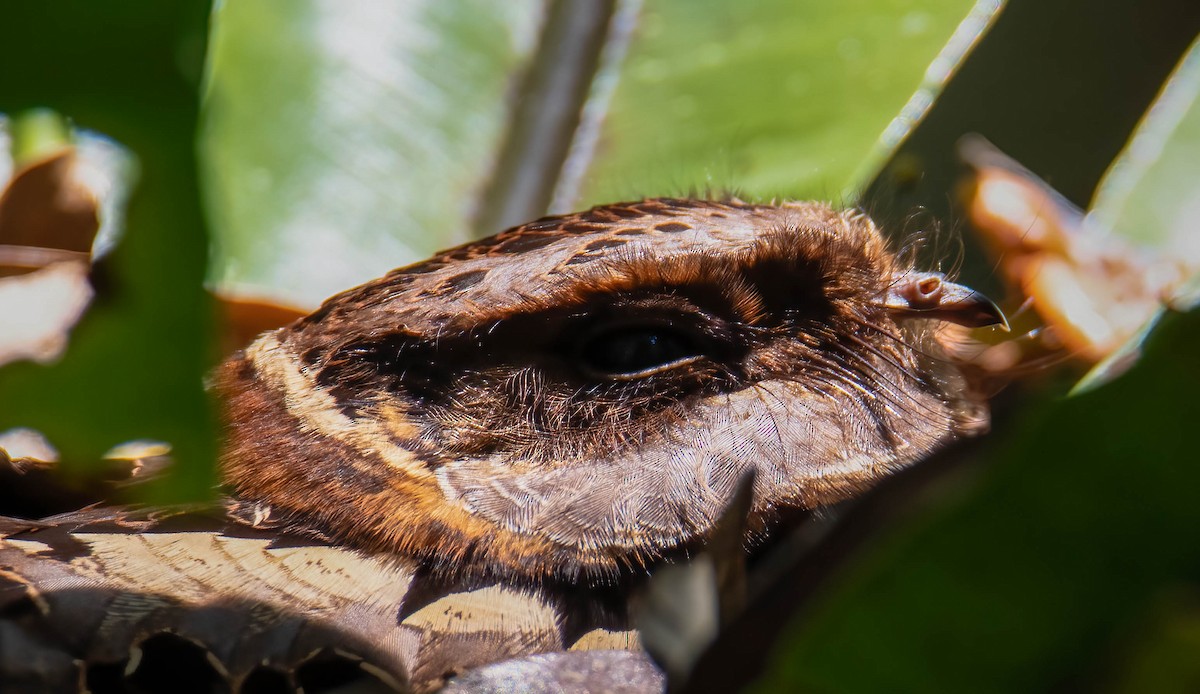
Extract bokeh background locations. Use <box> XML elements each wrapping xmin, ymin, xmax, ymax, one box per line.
<box><xmin>1</xmin><ymin>1</ymin><xmax>1198</xmax><ymax>691</ymax></box>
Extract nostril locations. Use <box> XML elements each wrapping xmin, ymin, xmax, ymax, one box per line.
<box><xmin>916</xmin><ymin>276</ymin><xmax>942</xmax><ymax>299</ymax></box>
<box><xmin>900</xmin><ymin>274</ymin><xmax>944</xmax><ymax>308</ymax></box>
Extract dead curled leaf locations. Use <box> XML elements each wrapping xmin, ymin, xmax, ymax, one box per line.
<box><xmin>0</xmin><ymin>431</ymin><xmax>175</xmax><ymax>519</ymax></box>
<box><xmin>0</xmin><ymin>148</ymin><xmax>98</xmax><ymax>258</ymax></box>
<box><xmin>0</xmin><ymin>147</ymin><xmax>100</xmax><ymax>366</ymax></box>
<box><xmin>957</xmin><ymin>136</ymin><xmax>1191</xmax><ymax>367</ymax></box>
<box><xmin>0</xmin><ymin>260</ymin><xmax>94</xmax><ymax>367</ymax></box>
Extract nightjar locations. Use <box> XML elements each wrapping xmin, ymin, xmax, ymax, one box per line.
<box><xmin>0</xmin><ymin>198</ymin><xmax>1004</xmax><ymax>693</ymax></box>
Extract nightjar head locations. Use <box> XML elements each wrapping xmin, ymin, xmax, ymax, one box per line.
<box><xmin>216</xmin><ymin>198</ymin><xmax>1004</xmax><ymax>582</ymax></box>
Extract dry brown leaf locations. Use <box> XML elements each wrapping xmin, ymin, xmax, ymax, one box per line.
<box><xmin>959</xmin><ymin>137</ymin><xmax>1188</xmax><ymax>364</ymax></box>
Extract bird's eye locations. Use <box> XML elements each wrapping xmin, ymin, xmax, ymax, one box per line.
<box><xmin>578</xmin><ymin>325</ymin><xmax>704</xmax><ymax>379</ymax></box>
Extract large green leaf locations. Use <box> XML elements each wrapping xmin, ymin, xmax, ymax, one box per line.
<box><xmin>202</xmin><ymin>0</ymin><xmax>544</xmax><ymax>307</ymax></box>
<box><xmin>580</xmin><ymin>0</ymin><xmax>979</xmax><ymax>206</ymax></box>
<box><xmin>202</xmin><ymin>0</ymin><xmax>979</xmax><ymax>306</ymax></box>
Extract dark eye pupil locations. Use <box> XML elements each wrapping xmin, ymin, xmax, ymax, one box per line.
<box><xmin>581</xmin><ymin>327</ymin><xmax>699</xmax><ymax>377</ymax></box>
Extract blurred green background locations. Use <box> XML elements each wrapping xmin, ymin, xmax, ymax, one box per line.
<box><xmin>1</xmin><ymin>1</ymin><xmax>1198</xmax><ymax>691</ymax></box>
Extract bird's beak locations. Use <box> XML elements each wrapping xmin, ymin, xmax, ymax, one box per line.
<box><xmin>884</xmin><ymin>271</ymin><xmax>1009</xmax><ymax>330</ymax></box>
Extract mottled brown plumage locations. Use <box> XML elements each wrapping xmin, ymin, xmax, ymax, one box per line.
<box><xmin>1</xmin><ymin>198</ymin><xmax>1003</xmax><ymax>692</ymax></box>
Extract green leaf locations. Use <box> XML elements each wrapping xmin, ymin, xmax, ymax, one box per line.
<box><xmin>1073</xmin><ymin>40</ymin><xmax>1200</xmax><ymax>393</ymax></box>
<box><xmin>579</xmin><ymin>0</ymin><xmax>979</xmax><ymax>206</ymax></box>
<box><xmin>202</xmin><ymin>0</ymin><xmax>545</xmax><ymax>307</ymax></box>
